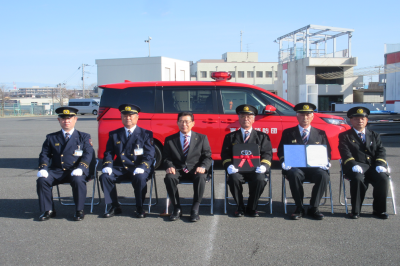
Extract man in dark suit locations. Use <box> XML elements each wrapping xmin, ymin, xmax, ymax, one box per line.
<box><xmin>36</xmin><ymin>107</ymin><xmax>94</xmax><ymax>221</ymax></box>
<box><xmin>339</xmin><ymin>107</ymin><xmax>390</xmax><ymax>219</ymax></box>
<box><xmin>100</xmin><ymin>104</ymin><xmax>155</xmax><ymax>218</ymax></box>
<box><xmin>278</xmin><ymin>103</ymin><xmax>331</xmax><ymax>220</ymax></box>
<box><xmin>221</xmin><ymin>104</ymin><xmax>272</xmax><ymax>217</ymax></box>
<box><xmin>163</xmin><ymin>112</ymin><xmax>212</xmax><ymax>222</ymax></box>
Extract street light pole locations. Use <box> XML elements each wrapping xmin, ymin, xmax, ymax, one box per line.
<box><xmin>144</xmin><ymin>37</ymin><xmax>152</xmax><ymax>57</ymax></box>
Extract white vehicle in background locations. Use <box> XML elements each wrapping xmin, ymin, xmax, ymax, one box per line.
<box><xmin>68</xmin><ymin>98</ymin><xmax>100</xmax><ymax>115</ymax></box>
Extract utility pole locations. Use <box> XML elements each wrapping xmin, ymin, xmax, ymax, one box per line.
<box><xmin>144</xmin><ymin>37</ymin><xmax>152</xmax><ymax>57</ymax></box>
<box><xmin>81</xmin><ymin>64</ymin><xmax>89</xmax><ymax>98</ymax></box>
<box><xmin>240</xmin><ymin>31</ymin><xmax>243</xmax><ymax>52</ymax></box>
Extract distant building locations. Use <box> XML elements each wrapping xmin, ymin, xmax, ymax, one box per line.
<box><xmin>384</xmin><ymin>44</ymin><xmax>400</xmax><ymax>110</ymax></box>
<box><xmin>190</xmin><ymin>52</ymin><xmax>278</xmax><ymax>93</ymax></box>
<box><xmin>11</xmin><ymin>87</ymin><xmax>61</xmax><ymax>98</ymax></box>
<box><xmin>353</xmin><ymin>83</ymin><xmax>384</xmax><ymax>103</ymax></box>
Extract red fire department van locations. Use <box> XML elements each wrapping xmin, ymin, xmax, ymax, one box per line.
<box><xmin>97</xmin><ymin>72</ymin><xmax>350</xmax><ymax>168</ymax></box>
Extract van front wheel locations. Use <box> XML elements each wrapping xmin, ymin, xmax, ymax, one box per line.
<box><xmin>92</xmin><ymin>110</ymin><xmax>98</xmax><ymax>115</ymax></box>
<box><xmin>154</xmin><ymin>143</ymin><xmax>162</xmax><ymax>169</ymax></box>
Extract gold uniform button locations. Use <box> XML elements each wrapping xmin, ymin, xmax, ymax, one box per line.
<box><xmin>61</xmin><ymin>154</ymin><xmax>63</xmax><ymax>157</ymax></box>
<box><xmin>61</xmin><ymin>162</ymin><xmax>64</xmax><ymax>164</ymax></box>
<box><xmin>132</xmin><ymin>161</ymin><xmax>134</xmax><ymax>163</ymax></box>
<box><xmin>125</xmin><ymin>166</ymin><xmax>128</xmax><ymax>169</ymax></box>
<box><xmin>131</xmin><ymin>154</ymin><xmax>133</xmax><ymax>156</ymax></box>
<box><xmin>63</xmin><ymin>168</ymin><xmax>66</xmax><ymax>171</ymax></box>
<box><xmin>367</xmin><ymin>157</ymin><xmax>370</xmax><ymax>159</ymax></box>
<box><xmin>73</xmin><ymin>161</ymin><xmax>75</xmax><ymax>163</ymax></box>
<box><xmin>365</xmin><ymin>150</ymin><xmax>367</xmax><ymax>152</ymax></box>
<box><xmin>122</xmin><ymin>153</ymin><xmax>125</xmax><ymax>156</ymax></box>
<box><xmin>122</xmin><ymin>160</ymin><xmax>125</xmax><ymax>162</ymax></box>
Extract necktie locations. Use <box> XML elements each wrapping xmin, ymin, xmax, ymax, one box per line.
<box><xmin>183</xmin><ymin>135</ymin><xmax>189</xmax><ymax>157</ymax></box>
<box><xmin>358</xmin><ymin>133</ymin><xmax>365</xmax><ymax>144</ymax></box>
<box><xmin>127</xmin><ymin>130</ymin><xmax>132</xmax><ymax>138</ymax></box>
<box><xmin>65</xmin><ymin>133</ymin><xmax>70</xmax><ymax>141</ymax></box>
<box><xmin>302</xmin><ymin>129</ymin><xmax>308</xmax><ymax>144</ymax></box>
<box><xmin>244</xmin><ymin>131</ymin><xmax>250</xmax><ymax>143</ymax></box>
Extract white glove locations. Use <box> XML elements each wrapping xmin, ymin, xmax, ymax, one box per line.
<box><xmin>71</xmin><ymin>168</ymin><xmax>83</xmax><ymax>176</ymax></box>
<box><xmin>282</xmin><ymin>162</ymin><xmax>291</xmax><ymax>170</ymax></box>
<box><xmin>376</xmin><ymin>166</ymin><xmax>387</xmax><ymax>173</ymax></box>
<box><xmin>102</xmin><ymin>167</ymin><xmax>112</xmax><ymax>175</ymax></box>
<box><xmin>255</xmin><ymin>165</ymin><xmax>267</xmax><ymax>173</ymax></box>
<box><xmin>352</xmin><ymin>165</ymin><xmax>363</xmax><ymax>174</ymax></box>
<box><xmin>37</xmin><ymin>170</ymin><xmax>48</xmax><ymax>178</ymax></box>
<box><xmin>320</xmin><ymin>163</ymin><xmax>331</xmax><ymax>171</ymax></box>
<box><xmin>133</xmin><ymin>168</ymin><xmax>145</xmax><ymax>175</ymax></box>
<box><xmin>227</xmin><ymin>164</ymin><xmax>239</xmax><ymax>175</ymax></box>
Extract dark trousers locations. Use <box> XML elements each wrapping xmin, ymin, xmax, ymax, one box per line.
<box><xmin>36</xmin><ymin>169</ymin><xmax>87</xmax><ymax>212</ymax></box>
<box><xmin>164</xmin><ymin>169</ymin><xmax>207</xmax><ymax>209</ymax></box>
<box><xmin>285</xmin><ymin>167</ymin><xmax>329</xmax><ymax>209</ymax></box>
<box><xmin>345</xmin><ymin>167</ymin><xmax>389</xmax><ymax>213</ymax></box>
<box><xmin>227</xmin><ymin>172</ymin><xmax>267</xmax><ymax>211</ymax></box>
<box><xmin>100</xmin><ymin>168</ymin><xmax>149</xmax><ymax>209</ymax></box>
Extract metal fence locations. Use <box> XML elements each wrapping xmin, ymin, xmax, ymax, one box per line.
<box><xmin>0</xmin><ymin>103</ymin><xmax>59</xmax><ymax>117</ymax></box>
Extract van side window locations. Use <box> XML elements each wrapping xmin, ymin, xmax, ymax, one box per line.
<box><xmin>163</xmin><ymin>89</ymin><xmax>214</xmax><ymax>113</ymax></box>
<box><xmin>259</xmin><ymin>92</ymin><xmax>296</xmax><ymax>115</ymax></box>
<box><xmin>220</xmin><ymin>89</ymin><xmax>265</xmax><ymax>114</ymax></box>
<box><xmin>100</xmin><ymin>87</ymin><xmax>155</xmax><ymax>113</ymax></box>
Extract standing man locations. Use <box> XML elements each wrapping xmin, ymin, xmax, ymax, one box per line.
<box><xmin>163</xmin><ymin>112</ymin><xmax>212</xmax><ymax>222</ymax></box>
<box><xmin>100</xmin><ymin>104</ymin><xmax>155</xmax><ymax>218</ymax></box>
<box><xmin>339</xmin><ymin>107</ymin><xmax>389</xmax><ymax>219</ymax></box>
<box><xmin>36</xmin><ymin>107</ymin><xmax>94</xmax><ymax>221</ymax></box>
<box><xmin>278</xmin><ymin>103</ymin><xmax>331</xmax><ymax>220</ymax></box>
<box><xmin>221</xmin><ymin>105</ymin><xmax>272</xmax><ymax>217</ymax></box>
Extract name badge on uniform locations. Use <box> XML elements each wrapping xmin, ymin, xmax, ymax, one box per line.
<box><xmin>134</xmin><ymin>144</ymin><xmax>143</xmax><ymax>156</ymax></box>
<box><xmin>73</xmin><ymin>145</ymin><xmax>83</xmax><ymax>157</ymax></box>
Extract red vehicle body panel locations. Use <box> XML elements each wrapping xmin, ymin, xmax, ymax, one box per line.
<box><xmin>98</xmin><ymin>79</ymin><xmax>350</xmax><ymax>163</ymax></box>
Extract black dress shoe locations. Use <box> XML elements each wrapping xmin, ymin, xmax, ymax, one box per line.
<box><xmin>103</xmin><ymin>206</ymin><xmax>122</xmax><ymax>218</ymax></box>
<box><xmin>291</xmin><ymin>207</ymin><xmax>305</xmax><ymax>220</ymax></box>
<box><xmin>349</xmin><ymin>212</ymin><xmax>360</xmax><ymax>219</ymax></box>
<box><xmin>373</xmin><ymin>211</ymin><xmax>389</xmax><ymax>219</ymax></box>
<box><xmin>246</xmin><ymin>209</ymin><xmax>259</xmax><ymax>217</ymax></box>
<box><xmin>39</xmin><ymin>210</ymin><xmax>56</xmax><ymax>221</ymax></box>
<box><xmin>234</xmin><ymin>207</ymin><xmax>245</xmax><ymax>217</ymax></box>
<box><xmin>170</xmin><ymin>208</ymin><xmax>182</xmax><ymax>221</ymax></box>
<box><xmin>190</xmin><ymin>210</ymin><xmax>200</xmax><ymax>222</ymax></box>
<box><xmin>136</xmin><ymin>207</ymin><xmax>146</xmax><ymax>218</ymax></box>
<box><xmin>74</xmin><ymin>210</ymin><xmax>85</xmax><ymax>221</ymax></box>
<box><xmin>307</xmin><ymin>208</ymin><xmax>324</xmax><ymax>220</ymax></box>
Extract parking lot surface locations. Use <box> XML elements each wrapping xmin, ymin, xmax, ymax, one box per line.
<box><xmin>0</xmin><ymin>116</ymin><xmax>399</xmax><ymax>265</ymax></box>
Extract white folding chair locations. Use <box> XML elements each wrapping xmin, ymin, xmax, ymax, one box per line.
<box><xmin>224</xmin><ymin>168</ymin><xmax>272</xmax><ymax>214</ymax></box>
<box><xmin>339</xmin><ymin>159</ymin><xmax>396</xmax><ymax>214</ymax></box>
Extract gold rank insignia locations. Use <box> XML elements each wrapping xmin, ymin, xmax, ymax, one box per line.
<box><xmin>63</xmin><ymin>110</ymin><xmax>70</xmax><ymax>114</ymax></box>
<box><xmin>315</xmin><ymin>142</ymin><xmax>320</xmax><ymax>144</ymax></box>
<box><xmin>303</xmin><ymin>105</ymin><xmax>309</xmax><ymax>110</ymax></box>
<box><xmin>116</xmin><ymin>141</ymin><xmax>121</xmax><ymax>144</ymax></box>
<box><xmin>125</xmin><ymin>106</ymin><xmax>131</xmax><ymax>111</ymax></box>
<box><xmin>55</xmin><ymin>143</ymin><xmax>60</xmax><ymax>146</ymax></box>
<box><xmin>244</xmin><ymin>106</ymin><xmax>249</xmax><ymax>111</ymax></box>
<box><xmin>292</xmin><ymin>140</ymin><xmax>297</xmax><ymax>143</ymax></box>
<box><xmin>357</xmin><ymin>109</ymin><xmax>363</xmax><ymax>114</ymax></box>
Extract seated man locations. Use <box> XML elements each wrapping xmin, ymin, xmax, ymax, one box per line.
<box><xmin>36</xmin><ymin>107</ymin><xmax>94</xmax><ymax>221</ymax></box>
<box><xmin>221</xmin><ymin>104</ymin><xmax>272</xmax><ymax>217</ymax></box>
<box><xmin>339</xmin><ymin>107</ymin><xmax>390</xmax><ymax>219</ymax></box>
<box><xmin>278</xmin><ymin>103</ymin><xmax>331</xmax><ymax>220</ymax></box>
<box><xmin>163</xmin><ymin>112</ymin><xmax>212</xmax><ymax>222</ymax></box>
<box><xmin>100</xmin><ymin>104</ymin><xmax>155</xmax><ymax>218</ymax></box>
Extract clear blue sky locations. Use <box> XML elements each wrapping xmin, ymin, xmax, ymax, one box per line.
<box><xmin>1</xmin><ymin>0</ymin><xmax>398</xmax><ymax>90</ymax></box>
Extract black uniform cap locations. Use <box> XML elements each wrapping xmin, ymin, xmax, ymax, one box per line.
<box><xmin>119</xmin><ymin>104</ymin><xmax>141</xmax><ymax>115</ymax></box>
<box><xmin>236</xmin><ymin>104</ymin><xmax>258</xmax><ymax>116</ymax></box>
<box><xmin>347</xmin><ymin>106</ymin><xmax>370</xmax><ymax>118</ymax></box>
<box><xmin>56</xmin><ymin>107</ymin><xmax>78</xmax><ymax>118</ymax></box>
<box><xmin>294</xmin><ymin>102</ymin><xmax>317</xmax><ymax>113</ymax></box>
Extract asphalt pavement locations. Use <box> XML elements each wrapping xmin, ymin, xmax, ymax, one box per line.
<box><xmin>0</xmin><ymin>115</ymin><xmax>399</xmax><ymax>266</ymax></box>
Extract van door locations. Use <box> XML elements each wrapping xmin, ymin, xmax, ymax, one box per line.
<box><xmin>217</xmin><ymin>87</ymin><xmax>284</xmax><ymax>160</ymax></box>
<box><xmin>151</xmin><ymin>86</ymin><xmax>221</xmax><ymax>160</ymax></box>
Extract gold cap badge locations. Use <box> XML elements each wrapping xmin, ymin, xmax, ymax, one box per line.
<box><xmin>244</xmin><ymin>106</ymin><xmax>249</xmax><ymax>111</ymax></box>
<box><xmin>125</xmin><ymin>106</ymin><xmax>131</xmax><ymax>111</ymax></box>
<box><xmin>63</xmin><ymin>110</ymin><xmax>70</xmax><ymax>114</ymax></box>
<box><xmin>303</xmin><ymin>105</ymin><xmax>309</xmax><ymax>110</ymax></box>
<box><xmin>357</xmin><ymin>108</ymin><xmax>363</xmax><ymax>114</ymax></box>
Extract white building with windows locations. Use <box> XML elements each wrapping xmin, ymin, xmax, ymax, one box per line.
<box><xmin>190</xmin><ymin>52</ymin><xmax>279</xmax><ymax>93</ymax></box>
<box><xmin>96</xmin><ymin>56</ymin><xmax>190</xmax><ymax>95</ymax></box>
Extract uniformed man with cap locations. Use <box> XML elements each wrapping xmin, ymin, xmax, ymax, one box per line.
<box><xmin>100</xmin><ymin>104</ymin><xmax>155</xmax><ymax>218</ymax></box>
<box><xmin>36</xmin><ymin>107</ymin><xmax>94</xmax><ymax>221</ymax></box>
<box><xmin>221</xmin><ymin>104</ymin><xmax>272</xmax><ymax>217</ymax></box>
<box><xmin>278</xmin><ymin>102</ymin><xmax>331</xmax><ymax>220</ymax></box>
<box><xmin>338</xmin><ymin>106</ymin><xmax>390</xmax><ymax>219</ymax></box>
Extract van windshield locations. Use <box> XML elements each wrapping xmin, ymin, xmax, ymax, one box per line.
<box><xmin>100</xmin><ymin>87</ymin><xmax>155</xmax><ymax>113</ymax></box>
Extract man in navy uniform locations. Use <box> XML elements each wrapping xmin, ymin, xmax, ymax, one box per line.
<box><xmin>163</xmin><ymin>112</ymin><xmax>212</xmax><ymax>222</ymax></box>
<box><xmin>221</xmin><ymin>104</ymin><xmax>272</xmax><ymax>217</ymax></box>
<box><xmin>36</xmin><ymin>107</ymin><xmax>94</xmax><ymax>221</ymax></box>
<box><xmin>339</xmin><ymin>107</ymin><xmax>390</xmax><ymax>219</ymax></box>
<box><xmin>278</xmin><ymin>103</ymin><xmax>331</xmax><ymax>220</ymax></box>
<box><xmin>100</xmin><ymin>104</ymin><xmax>155</xmax><ymax>218</ymax></box>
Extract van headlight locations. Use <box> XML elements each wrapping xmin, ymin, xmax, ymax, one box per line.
<box><xmin>321</xmin><ymin>117</ymin><xmax>347</xmax><ymax>125</ymax></box>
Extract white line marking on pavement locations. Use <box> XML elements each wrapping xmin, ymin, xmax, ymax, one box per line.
<box><xmin>205</xmin><ymin>183</ymin><xmax>224</xmax><ymax>265</ymax></box>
